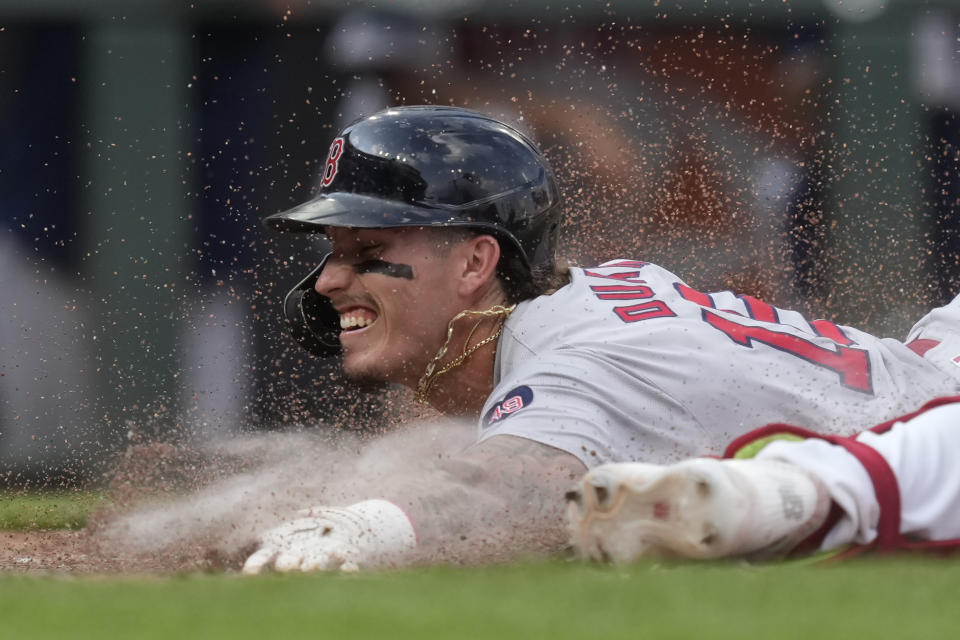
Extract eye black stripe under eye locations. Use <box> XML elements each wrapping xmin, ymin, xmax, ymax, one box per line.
<box><xmin>356</xmin><ymin>259</ymin><xmax>414</xmax><ymax>279</ymax></box>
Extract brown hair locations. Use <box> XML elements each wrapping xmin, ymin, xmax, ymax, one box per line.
<box><xmin>496</xmin><ymin>246</ymin><xmax>570</xmax><ymax>304</ymax></box>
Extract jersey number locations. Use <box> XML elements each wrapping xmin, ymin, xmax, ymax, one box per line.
<box><xmin>586</xmin><ymin>263</ymin><xmax>874</xmax><ymax>394</ymax></box>
<box><xmin>703</xmin><ymin>309</ymin><xmax>873</xmax><ymax>394</ymax></box>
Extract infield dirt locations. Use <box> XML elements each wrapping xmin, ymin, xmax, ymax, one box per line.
<box><xmin>2</xmin><ymin>418</ymin><xmax>495</xmax><ymax>575</ymax></box>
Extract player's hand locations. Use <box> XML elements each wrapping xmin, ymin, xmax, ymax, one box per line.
<box><xmin>242</xmin><ymin>499</ymin><xmax>416</xmax><ymax>574</ymax></box>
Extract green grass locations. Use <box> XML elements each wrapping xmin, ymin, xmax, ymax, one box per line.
<box><xmin>0</xmin><ymin>491</ymin><xmax>105</xmax><ymax>530</ymax></box>
<box><xmin>0</xmin><ymin>556</ymin><xmax>958</xmax><ymax>639</ymax></box>
<box><xmin>0</xmin><ymin>492</ymin><xmax>955</xmax><ymax>638</ymax></box>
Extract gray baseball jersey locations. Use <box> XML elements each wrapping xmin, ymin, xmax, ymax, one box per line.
<box><xmin>478</xmin><ymin>260</ymin><xmax>960</xmax><ymax>467</ymax></box>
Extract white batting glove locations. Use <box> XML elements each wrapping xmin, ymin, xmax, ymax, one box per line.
<box><xmin>242</xmin><ymin>499</ymin><xmax>417</xmax><ymax>574</ymax></box>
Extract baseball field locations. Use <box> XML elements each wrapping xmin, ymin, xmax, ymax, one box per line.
<box><xmin>0</xmin><ymin>492</ymin><xmax>956</xmax><ymax>639</ymax></box>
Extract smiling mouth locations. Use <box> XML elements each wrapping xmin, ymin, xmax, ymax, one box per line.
<box><xmin>339</xmin><ymin>307</ymin><xmax>379</xmax><ymax>332</ymax></box>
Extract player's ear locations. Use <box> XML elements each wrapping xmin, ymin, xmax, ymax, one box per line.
<box><xmin>457</xmin><ymin>234</ymin><xmax>501</xmax><ymax>297</ymax></box>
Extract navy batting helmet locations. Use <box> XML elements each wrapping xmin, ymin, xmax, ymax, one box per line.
<box><xmin>265</xmin><ymin>105</ymin><xmax>563</xmax><ymax>357</ymax></box>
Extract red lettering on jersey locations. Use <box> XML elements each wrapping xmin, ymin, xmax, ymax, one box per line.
<box><xmin>590</xmin><ymin>284</ymin><xmax>655</xmax><ymax>300</ymax></box>
<box><xmin>674</xmin><ymin>282</ymin><xmax>714</xmax><ymax>307</ymax></box>
<box><xmin>739</xmin><ymin>295</ymin><xmax>779</xmax><ymax>323</ymax></box>
<box><xmin>703</xmin><ymin>309</ymin><xmax>873</xmax><ymax>394</ymax></box>
<box><xmin>615</xmin><ymin>300</ymin><xmax>677</xmax><ymax>323</ymax></box>
<box><xmin>906</xmin><ymin>338</ymin><xmax>940</xmax><ymax>357</ymax></box>
<box><xmin>605</xmin><ymin>260</ymin><xmax>650</xmax><ymax>268</ymax></box>
<box><xmin>583</xmin><ymin>269</ymin><xmax>647</xmax><ymax>283</ymax></box>
<box><xmin>585</xmin><ymin>268</ymin><xmax>675</xmax><ymax>321</ymax></box>
<box><xmin>810</xmin><ymin>319</ymin><xmax>854</xmax><ymax>346</ymax></box>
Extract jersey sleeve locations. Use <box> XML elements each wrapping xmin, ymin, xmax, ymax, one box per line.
<box><xmin>477</xmin><ymin>349</ymin><xmax>716</xmax><ymax>468</ymax></box>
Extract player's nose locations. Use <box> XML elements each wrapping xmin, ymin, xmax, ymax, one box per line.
<box><xmin>315</xmin><ymin>259</ymin><xmax>353</xmax><ymax>297</ymax></box>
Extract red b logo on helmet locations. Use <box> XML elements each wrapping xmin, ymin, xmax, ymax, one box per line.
<box><xmin>321</xmin><ymin>137</ymin><xmax>344</xmax><ymax>187</ymax></box>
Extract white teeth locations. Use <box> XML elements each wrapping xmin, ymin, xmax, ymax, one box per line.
<box><xmin>340</xmin><ymin>314</ymin><xmax>374</xmax><ymax>330</ymax></box>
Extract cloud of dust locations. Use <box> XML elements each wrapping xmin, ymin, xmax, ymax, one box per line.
<box><xmin>93</xmin><ymin>419</ymin><xmax>476</xmax><ymax>570</ymax></box>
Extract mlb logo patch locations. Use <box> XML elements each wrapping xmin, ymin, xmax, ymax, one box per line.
<box><xmin>484</xmin><ymin>385</ymin><xmax>534</xmax><ymax>427</ymax></box>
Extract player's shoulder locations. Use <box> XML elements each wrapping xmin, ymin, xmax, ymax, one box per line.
<box><xmin>575</xmin><ymin>258</ymin><xmax>675</xmax><ymax>274</ymax></box>
<box><xmin>503</xmin><ymin>259</ymin><xmax>682</xmax><ymax>345</ymax></box>
<box><xmin>570</xmin><ymin>259</ymin><xmax>684</xmax><ymax>285</ymax></box>
<box><xmin>520</xmin><ymin>259</ymin><xmax>677</xmax><ymax>309</ymax></box>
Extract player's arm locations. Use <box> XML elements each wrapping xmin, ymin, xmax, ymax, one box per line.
<box><xmin>396</xmin><ymin>435</ymin><xmax>588</xmax><ymax>562</ymax></box>
<box><xmin>242</xmin><ymin>435</ymin><xmax>587</xmax><ymax>573</ymax></box>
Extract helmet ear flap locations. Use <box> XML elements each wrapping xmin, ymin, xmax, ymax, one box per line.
<box><xmin>282</xmin><ymin>253</ymin><xmax>342</xmax><ymax>357</ymax></box>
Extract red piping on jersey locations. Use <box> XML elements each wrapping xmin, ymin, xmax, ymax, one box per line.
<box><xmin>831</xmin><ymin>437</ymin><xmax>901</xmax><ymax>550</ymax></box>
<box><xmin>789</xmin><ymin>502</ymin><xmax>844</xmax><ymax>556</ymax></box>
<box><xmin>724</xmin><ymin>395</ymin><xmax>960</xmax><ymax>556</ymax></box>
<box><xmin>865</xmin><ymin>394</ymin><xmax>960</xmax><ymax>435</ymax></box>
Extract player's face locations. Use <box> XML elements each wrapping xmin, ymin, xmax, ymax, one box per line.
<box><xmin>314</xmin><ymin>227</ymin><xmax>467</xmax><ymax>386</ymax></box>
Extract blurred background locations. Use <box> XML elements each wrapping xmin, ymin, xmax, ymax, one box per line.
<box><xmin>1</xmin><ymin>0</ymin><xmax>958</xmax><ymax>483</ymax></box>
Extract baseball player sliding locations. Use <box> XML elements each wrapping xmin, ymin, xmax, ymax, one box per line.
<box><xmin>242</xmin><ymin>106</ymin><xmax>960</xmax><ymax>573</ymax></box>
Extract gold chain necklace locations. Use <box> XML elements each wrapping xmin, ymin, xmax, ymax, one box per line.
<box><xmin>414</xmin><ymin>304</ymin><xmax>516</xmax><ymax>405</ymax></box>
